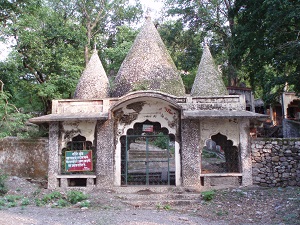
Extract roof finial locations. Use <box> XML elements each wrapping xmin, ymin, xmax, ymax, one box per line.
<box><xmin>203</xmin><ymin>38</ymin><xmax>209</xmax><ymax>47</ymax></box>
<box><xmin>145</xmin><ymin>7</ymin><xmax>151</xmax><ymax>20</ymax></box>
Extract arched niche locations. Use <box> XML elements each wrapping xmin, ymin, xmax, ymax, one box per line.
<box><xmin>201</xmin><ymin>133</ymin><xmax>240</xmax><ymax>174</ymax></box>
<box><xmin>287</xmin><ymin>99</ymin><xmax>300</xmax><ymax>119</ymax></box>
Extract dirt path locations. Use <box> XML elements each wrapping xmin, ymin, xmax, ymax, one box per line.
<box><xmin>0</xmin><ymin>207</ymin><xmax>227</xmax><ymax>225</ymax></box>
<box><xmin>1</xmin><ymin>176</ymin><xmax>299</xmax><ymax>225</ymax></box>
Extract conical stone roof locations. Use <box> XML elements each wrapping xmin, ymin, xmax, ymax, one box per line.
<box><xmin>191</xmin><ymin>45</ymin><xmax>228</xmax><ymax>96</ymax></box>
<box><xmin>74</xmin><ymin>50</ymin><xmax>109</xmax><ymax>99</ymax></box>
<box><xmin>112</xmin><ymin>17</ymin><xmax>185</xmax><ymax>97</ymax></box>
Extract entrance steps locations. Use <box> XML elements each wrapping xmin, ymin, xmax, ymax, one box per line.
<box><xmin>113</xmin><ymin>187</ymin><xmax>202</xmax><ymax>208</ymax></box>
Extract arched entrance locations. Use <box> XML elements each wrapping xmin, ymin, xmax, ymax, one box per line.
<box><xmin>120</xmin><ymin>121</ymin><xmax>175</xmax><ymax>186</ymax></box>
<box><xmin>111</xmin><ymin>92</ymin><xmax>182</xmax><ymax>187</ymax></box>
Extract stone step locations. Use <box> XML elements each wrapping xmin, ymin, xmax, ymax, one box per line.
<box><xmin>116</xmin><ymin>193</ymin><xmax>200</xmax><ymax>201</ymax></box>
<box><xmin>115</xmin><ymin>189</ymin><xmax>201</xmax><ymax>208</ymax></box>
<box><xmin>122</xmin><ymin>199</ymin><xmax>200</xmax><ymax>208</ymax></box>
<box><xmin>115</xmin><ymin>191</ymin><xmax>201</xmax><ymax>208</ymax></box>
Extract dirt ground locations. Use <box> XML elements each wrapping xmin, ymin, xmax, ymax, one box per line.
<box><xmin>0</xmin><ymin>176</ymin><xmax>299</xmax><ymax>225</ymax></box>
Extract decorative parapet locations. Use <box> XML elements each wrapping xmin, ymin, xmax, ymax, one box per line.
<box><xmin>179</xmin><ymin>95</ymin><xmax>246</xmax><ymax>111</ymax></box>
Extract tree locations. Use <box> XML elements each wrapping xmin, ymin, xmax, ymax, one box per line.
<box><xmin>232</xmin><ymin>0</ymin><xmax>300</xmax><ymax>102</ymax></box>
<box><xmin>75</xmin><ymin>0</ymin><xmax>142</xmax><ymax>65</ymax></box>
<box><xmin>158</xmin><ymin>20</ymin><xmax>204</xmax><ymax>93</ymax></box>
<box><xmin>104</xmin><ymin>25</ymin><xmax>138</xmax><ymax>78</ymax></box>
<box><xmin>162</xmin><ymin>0</ymin><xmax>241</xmax><ymax>86</ymax></box>
<box><xmin>0</xmin><ymin>0</ymin><xmax>143</xmax><ymax>115</ymax></box>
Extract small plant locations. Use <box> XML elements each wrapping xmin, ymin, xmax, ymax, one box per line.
<box><xmin>163</xmin><ymin>204</ymin><xmax>171</xmax><ymax>210</ymax></box>
<box><xmin>57</xmin><ymin>199</ymin><xmax>68</xmax><ymax>208</ymax></box>
<box><xmin>80</xmin><ymin>200</ymin><xmax>90</xmax><ymax>208</ymax></box>
<box><xmin>7</xmin><ymin>201</ymin><xmax>17</xmax><ymax>208</ymax></box>
<box><xmin>5</xmin><ymin>195</ymin><xmax>21</xmax><ymax>203</ymax></box>
<box><xmin>42</xmin><ymin>191</ymin><xmax>62</xmax><ymax>203</ymax></box>
<box><xmin>156</xmin><ymin>204</ymin><xmax>162</xmax><ymax>210</ymax></box>
<box><xmin>0</xmin><ymin>170</ymin><xmax>8</xmax><ymax>196</ymax></box>
<box><xmin>202</xmin><ymin>190</ymin><xmax>215</xmax><ymax>201</ymax></box>
<box><xmin>67</xmin><ymin>190</ymin><xmax>88</xmax><ymax>204</ymax></box>
<box><xmin>35</xmin><ymin>198</ymin><xmax>43</xmax><ymax>207</ymax></box>
<box><xmin>0</xmin><ymin>198</ymin><xmax>5</xmax><ymax>206</ymax></box>
<box><xmin>21</xmin><ymin>198</ymin><xmax>30</xmax><ymax>206</ymax></box>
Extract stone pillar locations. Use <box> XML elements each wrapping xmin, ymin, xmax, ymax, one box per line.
<box><xmin>239</xmin><ymin>119</ymin><xmax>252</xmax><ymax>186</ymax></box>
<box><xmin>48</xmin><ymin>122</ymin><xmax>59</xmax><ymax>189</ymax></box>
<box><xmin>181</xmin><ymin>119</ymin><xmax>201</xmax><ymax>189</ymax></box>
<box><xmin>96</xmin><ymin>120</ymin><xmax>114</xmax><ymax>188</ymax></box>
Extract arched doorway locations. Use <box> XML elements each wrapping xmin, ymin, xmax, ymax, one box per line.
<box><xmin>120</xmin><ymin>120</ymin><xmax>175</xmax><ymax>186</ymax></box>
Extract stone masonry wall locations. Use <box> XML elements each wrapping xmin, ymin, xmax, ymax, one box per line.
<box><xmin>251</xmin><ymin>138</ymin><xmax>300</xmax><ymax>187</ymax></box>
<box><xmin>0</xmin><ymin>137</ymin><xmax>48</xmax><ymax>179</ymax></box>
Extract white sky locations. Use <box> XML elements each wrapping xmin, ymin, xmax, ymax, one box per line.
<box><xmin>133</xmin><ymin>0</ymin><xmax>164</xmax><ymax>19</ymax></box>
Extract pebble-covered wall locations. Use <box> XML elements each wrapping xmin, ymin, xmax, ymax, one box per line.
<box><xmin>252</xmin><ymin>138</ymin><xmax>300</xmax><ymax>187</ymax></box>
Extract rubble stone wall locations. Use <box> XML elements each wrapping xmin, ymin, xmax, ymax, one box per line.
<box><xmin>0</xmin><ymin>137</ymin><xmax>48</xmax><ymax>179</ymax></box>
<box><xmin>251</xmin><ymin>138</ymin><xmax>300</xmax><ymax>187</ymax></box>
<box><xmin>283</xmin><ymin>119</ymin><xmax>300</xmax><ymax>138</ymax></box>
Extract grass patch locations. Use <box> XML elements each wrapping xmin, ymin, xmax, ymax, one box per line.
<box><xmin>202</xmin><ymin>190</ymin><xmax>215</xmax><ymax>201</ymax></box>
<box><xmin>67</xmin><ymin>190</ymin><xmax>88</xmax><ymax>204</ymax></box>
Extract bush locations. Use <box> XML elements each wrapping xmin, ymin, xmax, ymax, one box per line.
<box><xmin>0</xmin><ymin>170</ymin><xmax>8</xmax><ymax>196</ymax></box>
<box><xmin>202</xmin><ymin>190</ymin><xmax>215</xmax><ymax>201</ymax></box>
<box><xmin>42</xmin><ymin>191</ymin><xmax>62</xmax><ymax>203</ymax></box>
<box><xmin>67</xmin><ymin>190</ymin><xmax>88</xmax><ymax>204</ymax></box>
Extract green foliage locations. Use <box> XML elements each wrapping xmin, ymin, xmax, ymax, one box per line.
<box><xmin>163</xmin><ymin>204</ymin><xmax>171</xmax><ymax>210</ymax></box>
<box><xmin>57</xmin><ymin>198</ymin><xmax>69</xmax><ymax>208</ymax></box>
<box><xmin>21</xmin><ymin>198</ymin><xmax>30</xmax><ymax>206</ymax></box>
<box><xmin>202</xmin><ymin>190</ymin><xmax>215</xmax><ymax>201</ymax></box>
<box><xmin>0</xmin><ymin>0</ymin><xmax>143</xmax><ymax>115</ymax></box>
<box><xmin>152</xmin><ymin>133</ymin><xmax>169</xmax><ymax>149</ymax></box>
<box><xmin>67</xmin><ymin>190</ymin><xmax>88</xmax><ymax>204</ymax></box>
<box><xmin>104</xmin><ymin>25</ymin><xmax>138</xmax><ymax>78</ymax></box>
<box><xmin>0</xmin><ymin>91</ymin><xmax>33</xmax><ymax>138</ymax></box>
<box><xmin>80</xmin><ymin>200</ymin><xmax>90</xmax><ymax>208</ymax></box>
<box><xmin>0</xmin><ymin>170</ymin><xmax>8</xmax><ymax>196</ymax></box>
<box><xmin>5</xmin><ymin>195</ymin><xmax>22</xmax><ymax>203</ymax></box>
<box><xmin>35</xmin><ymin>198</ymin><xmax>42</xmax><ymax>206</ymax></box>
<box><xmin>232</xmin><ymin>0</ymin><xmax>300</xmax><ymax>100</ymax></box>
<box><xmin>42</xmin><ymin>191</ymin><xmax>62</xmax><ymax>203</ymax></box>
<box><xmin>162</xmin><ymin>0</ymin><xmax>238</xmax><ymax>86</ymax></box>
<box><xmin>0</xmin><ymin>189</ymin><xmax>90</xmax><ymax>208</ymax></box>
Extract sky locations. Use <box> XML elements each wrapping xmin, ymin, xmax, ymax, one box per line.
<box><xmin>137</xmin><ymin>0</ymin><xmax>164</xmax><ymax>19</ymax></box>
<box><xmin>0</xmin><ymin>0</ymin><xmax>164</xmax><ymax>61</ymax></box>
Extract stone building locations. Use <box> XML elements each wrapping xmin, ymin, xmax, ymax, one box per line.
<box><xmin>30</xmin><ymin>17</ymin><xmax>266</xmax><ymax>191</ymax></box>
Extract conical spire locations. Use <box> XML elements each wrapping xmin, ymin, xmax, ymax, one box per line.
<box><xmin>191</xmin><ymin>45</ymin><xmax>228</xmax><ymax>96</ymax></box>
<box><xmin>74</xmin><ymin>49</ymin><xmax>109</xmax><ymax>99</ymax></box>
<box><xmin>112</xmin><ymin>17</ymin><xmax>185</xmax><ymax>97</ymax></box>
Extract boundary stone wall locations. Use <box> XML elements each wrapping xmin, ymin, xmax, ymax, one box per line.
<box><xmin>0</xmin><ymin>137</ymin><xmax>48</xmax><ymax>179</ymax></box>
<box><xmin>251</xmin><ymin>138</ymin><xmax>300</xmax><ymax>187</ymax></box>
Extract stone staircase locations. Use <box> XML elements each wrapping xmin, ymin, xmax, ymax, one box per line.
<box><xmin>114</xmin><ymin>188</ymin><xmax>202</xmax><ymax>209</ymax></box>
